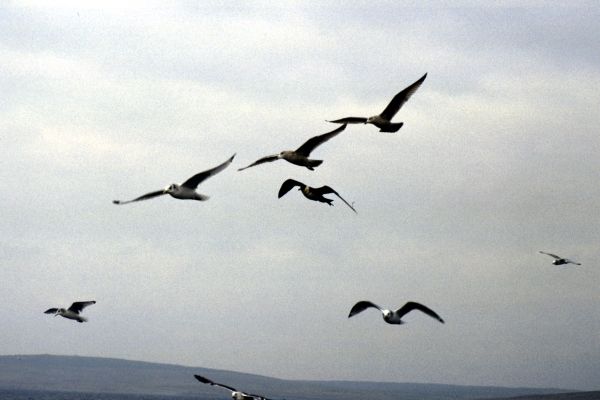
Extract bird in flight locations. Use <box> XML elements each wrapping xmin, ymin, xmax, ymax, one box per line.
<box><xmin>194</xmin><ymin>374</ymin><xmax>275</xmax><ymax>400</ymax></box>
<box><xmin>278</xmin><ymin>179</ymin><xmax>357</xmax><ymax>213</ymax></box>
<box><xmin>539</xmin><ymin>251</ymin><xmax>581</xmax><ymax>266</ymax></box>
<box><xmin>44</xmin><ymin>301</ymin><xmax>96</xmax><ymax>323</ymax></box>
<box><xmin>237</xmin><ymin>124</ymin><xmax>346</xmax><ymax>171</ymax></box>
<box><xmin>113</xmin><ymin>154</ymin><xmax>235</xmax><ymax>205</ymax></box>
<box><xmin>348</xmin><ymin>300</ymin><xmax>444</xmax><ymax>325</ymax></box>
<box><xmin>327</xmin><ymin>73</ymin><xmax>427</xmax><ymax>132</ymax></box>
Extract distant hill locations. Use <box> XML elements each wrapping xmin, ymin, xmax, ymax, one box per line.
<box><xmin>0</xmin><ymin>354</ymin><xmax>576</xmax><ymax>400</ymax></box>
<box><xmin>486</xmin><ymin>392</ymin><xmax>600</xmax><ymax>400</ymax></box>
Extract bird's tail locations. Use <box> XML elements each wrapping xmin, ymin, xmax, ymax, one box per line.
<box><xmin>307</xmin><ymin>160</ymin><xmax>323</xmax><ymax>170</ymax></box>
<box><xmin>380</xmin><ymin>122</ymin><xmax>404</xmax><ymax>133</ymax></box>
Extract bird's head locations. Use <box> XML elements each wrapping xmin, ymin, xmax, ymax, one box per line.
<box><xmin>382</xmin><ymin>310</ymin><xmax>392</xmax><ymax>320</ymax></box>
<box><xmin>165</xmin><ymin>184</ymin><xmax>177</xmax><ymax>193</ymax></box>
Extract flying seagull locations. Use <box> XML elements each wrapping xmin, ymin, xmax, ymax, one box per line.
<box><xmin>278</xmin><ymin>179</ymin><xmax>357</xmax><ymax>213</ymax></box>
<box><xmin>539</xmin><ymin>251</ymin><xmax>581</xmax><ymax>266</ymax></box>
<box><xmin>328</xmin><ymin>73</ymin><xmax>427</xmax><ymax>132</ymax></box>
<box><xmin>44</xmin><ymin>301</ymin><xmax>96</xmax><ymax>323</ymax></box>
<box><xmin>348</xmin><ymin>301</ymin><xmax>444</xmax><ymax>325</ymax></box>
<box><xmin>237</xmin><ymin>124</ymin><xmax>346</xmax><ymax>171</ymax></box>
<box><xmin>113</xmin><ymin>154</ymin><xmax>235</xmax><ymax>205</ymax></box>
<box><xmin>194</xmin><ymin>374</ymin><xmax>274</xmax><ymax>400</ymax></box>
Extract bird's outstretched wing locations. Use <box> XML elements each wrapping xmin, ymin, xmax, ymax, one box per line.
<box><xmin>395</xmin><ymin>301</ymin><xmax>444</xmax><ymax>323</ymax></box>
<box><xmin>539</xmin><ymin>251</ymin><xmax>561</xmax><ymax>260</ymax></box>
<box><xmin>238</xmin><ymin>154</ymin><xmax>280</xmax><ymax>171</ymax></box>
<box><xmin>326</xmin><ymin>117</ymin><xmax>368</xmax><ymax>124</ymax></box>
<box><xmin>317</xmin><ymin>186</ymin><xmax>357</xmax><ymax>213</ymax></box>
<box><xmin>113</xmin><ymin>189</ymin><xmax>166</xmax><ymax>205</ymax></box>
<box><xmin>565</xmin><ymin>259</ymin><xmax>581</xmax><ymax>265</ymax></box>
<box><xmin>379</xmin><ymin>73</ymin><xmax>427</xmax><ymax>121</ymax></box>
<box><xmin>294</xmin><ymin>124</ymin><xmax>346</xmax><ymax>157</ymax></box>
<box><xmin>278</xmin><ymin>179</ymin><xmax>305</xmax><ymax>198</ymax></box>
<box><xmin>44</xmin><ymin>308</ymin><xmax>59</xmax><ymax>314</ymax></box>
<box><xmin>194</xmin><ymin>375</ymin><xmax>238</xmax><ymax>392</ymax></box>
<box><xmin>348</xmin><ymin>301</ymin><xmax>382</xmax><ymax>318</ymax></box>
<box><xmin>68</xmin><ymin>301</ymin><xmax>96</xmax><ymax>313</ymax></box>
<box><xmin>181</xmin><ymin>154</ymin><xmax>236</xmax><ymax>189</ymax></box>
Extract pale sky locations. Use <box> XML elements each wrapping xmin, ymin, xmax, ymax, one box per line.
<box><xmin>1</xmin><ymin>0</ymin><xmax>599</xmax><ymax>392</ymax></box>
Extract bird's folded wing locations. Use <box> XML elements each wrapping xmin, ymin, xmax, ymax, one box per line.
<box><xmin>294</xmin><ymin>124</ymin><xmax>346</xmax><ymax>156</ymax></box>
<box><xmin>181</xmin><ymin>153</ymin><xmax>235</xmax><ymax>189</ymax></box>
<box><xmin>379</xmin><ymin>73</ymin><xmax>427</xmax><ymax>121</ymax></box>
<box><xmin>68</xmin><ymin>301</ymin><xmax>96</xmax><ymax>313</ymax></box>
<box><xmin>113</xmin><ymin>190</ymin><xmax>166</xmax><ymax>205</ymax></box>
<box><xmin>278</xmin><ymin>179</ymin><xmax>303</xmax><ymax>198</ymax></box>
<box><xmin>348</xmin><ymin>301</ymin><xmax>381</xmax><ymax>317</ymax></box>
<box><xmin>44</xmin><ymin>308</ymin><xmax>59</xmax><ymax>314</ymax></box>
<box><xmin>326</xmin><ymin>117</ymin><xmax>367</xmax><ymax>124</ymax></box>
<box><xmin>237</xmin><ymin>155</ymin><xmax>280</xmax><ymax>171</ymax></box>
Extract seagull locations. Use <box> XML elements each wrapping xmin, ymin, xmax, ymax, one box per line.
<box><xmin>113</xmin><ymin>154</ymin><xmax>235</xmax><ymax>205</ymax></box>
<box><xmin>278</xmin><ymin>179</ymin><xmax>357</xmax><ymax>213</ymax></box>
<box><xmin>327</xmin><ymin>73</ymin><xmax>427</xmax><ymax>132</ymax></box>
<box><xmin>348</xmin><ymin>301</ymin><xmax>444</xmax><ymax>325</ymax></box>
<box><xmin>237</xmin><ymin>124</ymin><xmax>346</xmax><ymax>171</ymax></box>
<box><xmin>194</xmin><ymin>374</ymin><xmax>275</xmax><ymax>400</ymax></box>
<box><xmin>44</xmin><ymin>301</ymin><xmax>96</xmax><ymax>323</ymax></box>
<box><xmin>539</xmin><ymin>251</ymin><xmax>581</xmax><ymax>266</ymax></box>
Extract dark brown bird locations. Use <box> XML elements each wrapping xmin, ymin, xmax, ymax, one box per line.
<box><xmin>278</xmin><ymin>179</ymin><xmax>356</xmax><ymax>213</ymax></box>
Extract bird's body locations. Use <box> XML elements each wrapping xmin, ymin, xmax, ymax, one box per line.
<box><xmin>278</xmin><ymin>179</ymin><xmax>356</xmax><ymax>213</ymax></box>
<box><xmin>113</xmin><ymin>154</ymin><xmax>235</xmax><ymax>205</ymax></box>
<box><xmin>238</xmin><ymin>124</ymin><xmax>346</xmax><ymax>171</ymax></box>
<box><xmin>348</xmin><ymin>300</ymin><xmax>444</xmax><ymax>325</ymax></box>
<box><xmin>44</xmin><ymin>301</ymin><xmax>96</xmax><ymax>323</ymax></box>
<box><xmin>539</xmin><ymin>251</ymin><xmax>581</xmax><ymax>266</ymax></box>
<box><xmin>328</xmin><ymin>73</ymin><xmax>427</xmax><ymax>132</ymax></box>
<box><xmin>194</xmin><ymin>374</ymin><xmax>273</xmax><ymax>400</ymax></box>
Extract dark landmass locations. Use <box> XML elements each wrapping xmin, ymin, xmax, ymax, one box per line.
<box><xmin>0</xmin><ymin>354</ymin><xmax>578</xmax><ymax>400</ymax></box>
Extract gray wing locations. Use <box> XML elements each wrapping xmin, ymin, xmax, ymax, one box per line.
<box><xmin>238</xmin><ymin>154</ymin><xmax>280</xmax><ymax>171</ymax></box>
<box><xmin>348</xmin><ymin>301</ymin><xmax>382</xmax><ymax>318</ymax></box>
<box><xmin>194</xmin><ymin>375</ymin><xmax>238</xmax><ymax>392</ymax></box>
<box><xmin>326</xmin><ymin>117</ymin><xmax>367</xmax><ymax>124</ymax></box>
<box><xmin>294</xmin><ymin>124</ymin><xmax>346</xmax><ymax>156</ymax></box>
<box><xmin>278</xmin><ymin>179</ymin><xmax>305</xmax><ymax>198</ymax></box>
<box><xmin>181</xmin><ymin>154</ymin><xmax>235</xmax><ymax>189</ymax></box>
<box><xmin>379</xmin><ymin>73</ymin><xmax>427</xmax><ymax>121</ymax></box>
<box><xmin>539</xmin><ymin>251</ymin><xmax>561</xmax><ymax>260</ymax></box>
<box><xmin>395</xmin><ymin>301</ymin><xmax>444</xmax><ymax>323</ymax></box>
<box><xmin>113</xmin><ymin>189</ymin><xmax>166</xmax><ymax>205</ymax></box>
<box><xmin>565</xmin><ymin>259</ymin><xmax>581</xmax><ymax>265</ymax></box>
<box><xmin>68</xmin><ymin>301</ymin><xmax>96</xmax><ymax>313</ymax></box>
<box><xmin>44</xmin><ymin>308</ymin><xmax>59</xmax><ymax>314</ymax></box>
<box><xmin>317</xmin><ymin>185</ymin><xmax>357</xmax><ymax>214</ymax></box>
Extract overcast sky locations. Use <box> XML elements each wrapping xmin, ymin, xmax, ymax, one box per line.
<box><xmin>1</xmin><ymin>0</ymin><xmax>599</xmax><ymax>392</ymax></box>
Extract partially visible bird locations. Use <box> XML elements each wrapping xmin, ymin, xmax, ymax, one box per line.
<box><xmin>44</xmin><ymin>301</ymin><xmax>96</xmax><ymax>323</ymax></box>
<box><xmin>113</xmin><ymin>154</ymin><xmax>235</xmax><ymax>205</ymax></box>
<box><xmin>194</xmin><ymin>374</ymin><xmax>275</xmax><ymax>400</ymax></box>
<box><xmin>539</xmin><ymin>251</ymin><xmax>581</xmax><ymax>266</ymax></box>
<box><xmin>327</xmin><ymin>73</ymin><xmax>427</xmax><ymax>132</ymax></box>
<box><xmin>348</xmin><ymin>300</ymin><xmax>444</xmax><ymax>325</ymax></box>
<box><xmin>237</xmin><ymin>125</ymin><xmax>346</xmax><ymax>171</ymax></box>
<box><xmin>278</xmin><ymin>179</ymin><xmax>357</xmax><ymax>213</ymax></box>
